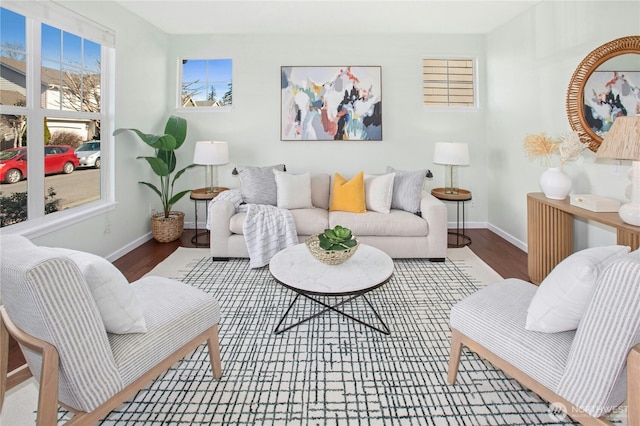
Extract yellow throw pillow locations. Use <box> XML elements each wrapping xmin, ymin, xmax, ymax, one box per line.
<box><xmin>330</xmin><ymin>171</ymin><xmax>366</xmax><ymax>213</ymax></box>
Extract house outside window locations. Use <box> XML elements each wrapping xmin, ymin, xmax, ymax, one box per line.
<box><xmin>423</xmin><ymin>58</ymin><xmax>477</xmax><ymax>110</ymax></box>
<box><xmin>0</xmin><ymin>3</ymin><xmax>115</xmax><ymax>234</ymax></box>
<box><xmin>179</xmin><ymin>59</ymin><xmax>232</xmax><ymax>110</ymax></box>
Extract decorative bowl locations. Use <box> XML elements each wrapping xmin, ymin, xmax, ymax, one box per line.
<box><xmin>305</xmin><ymin>234</ymin><xmax>360</xmax><ymax>265</ymax></box>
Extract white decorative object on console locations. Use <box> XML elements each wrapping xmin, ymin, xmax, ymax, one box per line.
<box><xmin>596</xmin><ymin>116</ymin><xmax>640</xmax><ymax>226</ymax></box>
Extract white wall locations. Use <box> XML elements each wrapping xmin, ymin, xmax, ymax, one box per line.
<box><xmin>168</xmin><ymin>33</ymin><xmax>489</xmax><ymax>230</ymax></box>
<box><xmin>486</xmin><ymin>1</ymin><xmax>640</xmax><ymax>251</ymax></box>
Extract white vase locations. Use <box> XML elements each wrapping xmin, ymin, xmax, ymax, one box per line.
<box><xmin>539</xmin><ymin>167</ymin><xmax>572</xmax><ymax>200</ymax></box>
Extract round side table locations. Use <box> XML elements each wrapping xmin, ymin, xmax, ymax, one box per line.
<box><xmin>190</xmin><ymin>187</ymin><xmax>229</xmax><ymax>247</ymax></box>
<box><xmin>431</xmin><ymin>187</ymin><xmax>472</xmax><ymax>248</ymax></box>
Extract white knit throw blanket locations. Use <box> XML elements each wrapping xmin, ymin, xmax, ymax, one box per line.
<box><xmin>242</xmin><ymin>203</ymin><xmax>298</xmax><ymax>268</ymax></box>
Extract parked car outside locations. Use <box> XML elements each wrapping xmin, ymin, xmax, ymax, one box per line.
<box><xmin>0</xmin><ymin>145</ymin><xmax>80</xmax><ymax>184</ymax></box>
<box><xmin>75</xmin><ymin>141</ymin><xmax>101</xmax><ymax>168</ymax></box>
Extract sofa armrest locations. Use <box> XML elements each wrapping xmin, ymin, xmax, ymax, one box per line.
<box><xmin>420</xmin><ymin>191</ymin><xmax>448</xmax><ymax>250</ymax></box>
<box><xmin>208</xmin><ymin>200</ymin><xmax>235</xmax><ymax>239</ymax></box>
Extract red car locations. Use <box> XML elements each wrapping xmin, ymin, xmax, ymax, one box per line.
<box><xmin>0</xmin><ymin>145</ymin><xmax>80</xmax><ymax>184</ymax></box>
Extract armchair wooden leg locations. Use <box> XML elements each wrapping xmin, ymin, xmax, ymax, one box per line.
<box><xmin>36</xmin><ymin>345</ymin><xmax>59</xmax><ymax>426</ymax></box>
<box><xmin>0</xmin><ymin>315</ymin><xmax>9</xmax><ymax>413</ymax></box>
<box><xmin>207</xmin><ymin>325</ymin><xmax>222</xmax><ymax>380</ymax></box>
<box><xmin>447</xmin><ymin>328</ymin><xmax>463</xmax><ymax>384</ymax></box>
<box><xmin>629</xmin><ymin>344</ymin><xmax>640</xmax><ymax>426</ymax></box>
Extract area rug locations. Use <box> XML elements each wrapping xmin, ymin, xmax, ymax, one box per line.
<box><xmin>3</xmin><ymin>248</ymin><xmax>625</xmax><ymax>425</ymax></box>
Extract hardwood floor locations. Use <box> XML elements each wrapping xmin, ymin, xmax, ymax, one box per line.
<box><xmin>7</xmin><ymin>228</ymin><xmax>528</xmax><ymax>372</ymax></box>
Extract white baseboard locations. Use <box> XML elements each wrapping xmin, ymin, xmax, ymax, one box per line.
<box><xmin>106</xmin><ymin>232</ymin><xmax>153</xmax><ymax>262</ymax></box>
<box><xmin>487</xmin><ymin>223</ymin><xmax>528</xmax><ymax>252</ymax></box>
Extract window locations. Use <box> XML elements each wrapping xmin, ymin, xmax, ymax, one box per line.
<box><xmin>422</xmin><ymin>58</ymin><xmax>476</xmax><ymax>109</ymax></box>
<box><xmin>0</xmin><ymin>3</ymin><xmax>114</xmax><ymax>233</ymax></box>
<box><xmin>179</xmin><ymin>59</ymin><xmax>232</xmax><ymax>109</ymax></box>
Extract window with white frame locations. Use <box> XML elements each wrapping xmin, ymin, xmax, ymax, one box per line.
<box><xmin>0</xmin><ymin>3</ymin><xmax>114</xmax><ymax>233</ymax></box>
<box><xmin>179</xmin><ymin>59</ymin><xmax>232</xmax><ymax>109</ymax></box>
<box><xmin>422</xmin><ymin>58</ymin><xmax>476</xmax><ymax>108</ymax></box>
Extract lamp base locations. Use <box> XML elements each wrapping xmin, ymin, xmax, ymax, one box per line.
<box><xmin>619</xmin><ymin>202</ymin><xmax>640</xmax><ymax>226</ymax></box>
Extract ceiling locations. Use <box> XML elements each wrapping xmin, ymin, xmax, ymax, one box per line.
<box><xmin>115</xmin><ymin>0</ymin><xmax>540</xmax><ymax>35</ymax></box>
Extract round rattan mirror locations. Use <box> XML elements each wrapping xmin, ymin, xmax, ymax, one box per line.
<box><xmin>566</xmin><ymin>36</ymin><xmax>640</xmax><ymax>152</ymax></box>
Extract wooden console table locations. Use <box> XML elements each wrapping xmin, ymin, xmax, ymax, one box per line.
<box><xmin>527</xmin><ymin>192</ymin><xmax>640</xmax><ymax>284</ymax></box>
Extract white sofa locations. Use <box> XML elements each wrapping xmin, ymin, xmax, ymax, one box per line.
<box><xmin>208</xmin><ymin>172</ymin><xmax>448</xmax><ymax>260</ymax></box>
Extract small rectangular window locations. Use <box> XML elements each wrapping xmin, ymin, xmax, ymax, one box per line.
<box><xmin>423</xmin><ymin>58</ymin><xmax>476</xmax><ymax>108</ymax></box>
<box><xmin>180</xmin><ymin>59</ymin><xmax>232</xmax><ymax>108</ymax></box>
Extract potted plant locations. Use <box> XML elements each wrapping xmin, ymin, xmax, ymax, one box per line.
<box><xmin>113</xmin><ymin>115</ymin><xmax>195</xmax><ymax>242</ymax></box>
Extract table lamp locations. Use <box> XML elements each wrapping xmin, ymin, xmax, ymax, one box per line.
<box><xmin>596</xmin><ymin>116</ymin><xmax>640</xmax><ymax>226</ymax></box>
<box><xmin>433</xmin><ymin>142</ymin><xmax>470</xmax><ymax>194</ymax></box>
<box><xmin>193</xmin><ymin>141</ymin><xmax>229</xmax><ymax>193</ymax></box>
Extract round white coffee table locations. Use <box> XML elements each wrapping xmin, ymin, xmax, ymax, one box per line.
<box><xmin>269</xmin><ymin>243</ymin><xmax>394</xmax><ymax>335</ymax></box>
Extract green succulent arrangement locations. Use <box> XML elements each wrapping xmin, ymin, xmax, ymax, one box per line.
<box><xmin>318</xmin><ymin>225</ymin><xmax>357</xmax><ymax>251</ymax></box>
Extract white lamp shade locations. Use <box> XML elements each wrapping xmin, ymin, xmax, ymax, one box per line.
<box><xmin>433</xmin><ymin>142</ymin><xmax>470</xmax><ymax>165</ymax></box>
<box><xmin>193</xmin><ymin>141</ymin><xmax>229</xmax><ymax>165</ymax></box>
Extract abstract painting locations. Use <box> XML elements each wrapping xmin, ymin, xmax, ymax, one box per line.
<box><xmin>583</xmin><ymin>71</ymin><xmax>639</xmax><ymax>137</ymax></box>
<box><xmin>281</xmin><ymin>66</ymin><xmax>382</xmax><ymax>141</ymax></box>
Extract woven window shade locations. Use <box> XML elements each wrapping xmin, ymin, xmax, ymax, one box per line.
<box><xmin>423</xmin><ymin>59</ymin><xmax>475</xmax><ymax>107</ymax></box>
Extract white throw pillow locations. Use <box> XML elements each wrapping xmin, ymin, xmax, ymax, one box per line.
<box><xmin>364</xmin><ymin>173</ymin><xmax>396</xmax><ymax>213</ymax></box>
<box><xmin>53</xmin><ymin>248</ymin><xmax>147</xmax><ymax>334</ymax></box>
<box><xmin>525</xmin><ymin>245</ymin><xmax>631</xmax><ymax>333</ymax></box>
<box><xmin>273</xmin><ymin>169</ymin><xmax>313</xmax><ymax>209</ymax></box>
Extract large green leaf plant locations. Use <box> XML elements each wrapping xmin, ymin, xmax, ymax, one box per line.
<box><xmin>113</xmin><ymin>115</ymin><xmax>196</xmax><ymax>218</ymax></box>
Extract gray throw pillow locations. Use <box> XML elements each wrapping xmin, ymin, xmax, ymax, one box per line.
<box><xmin>236</xmin><ymin>164</ymin><xmax>286</xmax><ymax>205</ymax></box>
<box><xmin>386</xmin><ymin>166</ymin><xmax>426</xmax><ymax>213</ymax></box>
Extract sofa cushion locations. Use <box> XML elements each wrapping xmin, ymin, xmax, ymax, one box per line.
<box><xmin>364</xmin><ymin>173</ymin><xmax>395</xmax><ymax>214</ymax></box>
<box><xmin>329</xmin><ymin>209</ymin><xmax>428</xmax><ymax>237</ymax></box>
<box><xmin>53</xmin><ymin>248</ymin><xmax>147</xmax><ymax>334</ymax></box>
<box><xmin>310</xmin><ymin>173</ymin><xmax>331</xmax><ymax>209</ymax></box>
<box><xmin>236</xmin><ymin>164</ymin><xmax>285</xmax><ymax>205</ymax></box>
<box><xmin>230</xmin><ymin>210</ymin><xmax>329</xmax><ymax>236</ymax></box>
<box><xmin>386</xmin><ymin>166</ymin><xmax>427</xmax><ymax>214</ymax></box>
<box><xmin>525</xmin><ymin>245</ymin><xmax>631</xmax><ymax>333</ymax></box>
<box><xmin>330</xmin><ymin>172</ymin><xmax>366</xmax><ymax>213</ymax></box>
<box><xmin>290</xmin><ymin>208</ymin><xmax>330</xmax><ymax>236</ymax></box>
<box><xmin>273</xmin><ymin>170</ymin><xmax>313</xmax><ymax>209</ymax></box>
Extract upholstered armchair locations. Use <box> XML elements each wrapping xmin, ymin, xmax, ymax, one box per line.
<box><xmin>0</xmin><ymin>235</ymin><xmax>222</xmax><ymax>425</ymax></box>
<box><xmin>448</xmin><ymin>247</ymin><xmax>640</xmax><ymax>425</ymax></box>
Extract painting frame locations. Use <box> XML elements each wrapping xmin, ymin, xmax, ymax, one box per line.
<box><xmin>281</xmin><ymin>66</ymin><xmax>383</xmax><ymax>141</ymax></box>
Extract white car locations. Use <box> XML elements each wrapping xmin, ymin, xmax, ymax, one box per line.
<box><xmin>75</xmin><ymin>141</ymin><xmax>101</xmax><ymax>168</ymax></box>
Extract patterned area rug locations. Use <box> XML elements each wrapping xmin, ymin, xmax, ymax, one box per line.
<box><xmin>5</xmin><ymin>248</ymin><xmax>623</xmax><ymax>425</ymax></box>
<box><xmin>101</xmin><ymin>248</ymin><xmax>571</xmax><ymax>425</ymax></box>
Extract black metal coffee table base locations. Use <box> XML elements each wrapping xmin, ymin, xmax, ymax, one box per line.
<box><xmin>274</xmin><ymin>290</ymin><xmax>390</xmax><ymax>335</ymax></box>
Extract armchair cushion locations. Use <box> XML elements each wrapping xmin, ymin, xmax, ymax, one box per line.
<box><xmin>525</xmin><ymin>245</ymin><xmax>630</xmax><ymax>333</ymax></box>
<box><xmin>109</xmin><ymin>276</ymin><xmax>221</xmax><ymax>385</ymax></box>
<box><xmin>450</xmin><ymin>279</ymin><xmax>574</xmax><ymax>391</ymax></box>
<box><xmin>53</xmin><ymin>247</ymin><xmax>147</xmax><ymax>334</ymax></box>
<box><xmin>557</xmin><ymin>257</ymin><xmax>640</xmax><ymax>417</ymax></box>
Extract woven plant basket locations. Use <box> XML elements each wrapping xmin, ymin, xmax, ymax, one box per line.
<box><xmin>305</xmin><ymin>234</ymin><xmax>360</xmax><ymax>265</ymax></box>
<box><xmin>151</xmin><ymin>211</ymin><xmax>185</xmax><ymax>243</ymax></box>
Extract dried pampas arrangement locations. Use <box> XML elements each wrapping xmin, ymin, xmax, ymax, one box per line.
<box><xmin>523</xmin><ymin>133</ymin><xmax>559</xmax><ymax>167</ymax></box>
<box><xmin>523</xmin><ymin>131</ymin><xmax>587</xmax><ymax>167</ymax></box>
